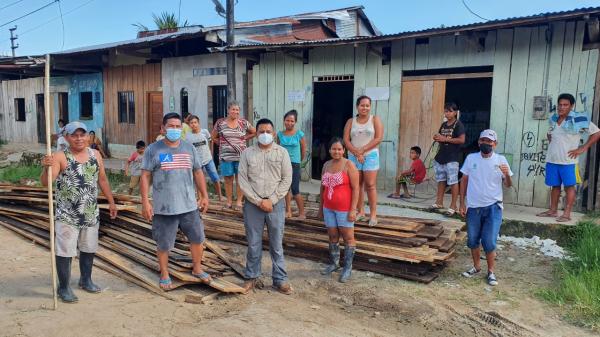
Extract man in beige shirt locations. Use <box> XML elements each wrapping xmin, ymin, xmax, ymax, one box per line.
<box><xmin>238</xmin><ymin>118</ymin><xmax>293</xmax><ymax>295</ymax></box>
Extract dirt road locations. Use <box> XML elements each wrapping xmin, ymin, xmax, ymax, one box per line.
<box><xmin>0</xmin><ymin>225</ymin><xmax>593</xmax><ymax>337</ymax></box>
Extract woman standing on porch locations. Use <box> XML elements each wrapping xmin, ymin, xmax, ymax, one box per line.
<box><xmin>276</xmin><ymin>109</ymin><xmax>307</xmax><ymax>219</ymax></box>
<box><xmin>212</xmin><ymin>101</ymin><xmax>256</xmax><ymax>210</ymax></box>
<box><xmin>343</xmin><ymin>95</ymin><xmax>384</xmax><ymax>227</ymax></box>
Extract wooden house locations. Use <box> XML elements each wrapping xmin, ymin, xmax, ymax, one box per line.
<box><xmin>228</xmin><ymin>7</ymin><xmax>600</xmax><ymax>209</ymax></box>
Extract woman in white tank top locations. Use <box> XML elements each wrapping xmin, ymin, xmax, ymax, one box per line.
<box><xmin>343</xmin><ymin>95</ymin><xmax>384</xmax><ymax>227</ymax></box>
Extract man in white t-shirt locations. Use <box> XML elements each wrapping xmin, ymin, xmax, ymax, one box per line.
<box><xmin>459</xmin><ymin>129</ymin><xmax>513</xmax><ymax>286</ymax></box>
<box><xmin>536</xmin><ymin>93</ymin><xmax>600</xmax><ymax>222</ymax></box>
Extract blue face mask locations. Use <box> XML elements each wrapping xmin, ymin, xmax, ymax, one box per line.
<box><xmin>165</xmin><ymin>128</ymin><xmax>182</xmax><ymax>141</ymax></box>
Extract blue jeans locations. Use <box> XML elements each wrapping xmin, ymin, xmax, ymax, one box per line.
<box><xmin>466</xmin><ymin>203</ymin><xmax>502</xmax><ymax>253</ymax></box>
<box><xmin>323</xmin><ymin>208</ymin><xmax>354</xmax><ymax>228</ymax></box>
<box><xmin>243</xmin><ymin>200</ymin><xmax>288</xmax><ymax>285</ymax></box>
<box><xmin>348</xmin><ymin>151</ymin><xmax>379</xmax><ymax>171</ymax></box>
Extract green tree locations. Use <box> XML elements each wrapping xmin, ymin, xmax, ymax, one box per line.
<box><xmin>133</xmin><ymin>11</ymin><xmax>188</xmax><ymax>32</ymax></box>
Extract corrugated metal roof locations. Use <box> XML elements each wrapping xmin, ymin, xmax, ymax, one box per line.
<box><xmin>225</xmin><ymin>6</ymin><xmax>600</xmax><ymax>50</ymax></box>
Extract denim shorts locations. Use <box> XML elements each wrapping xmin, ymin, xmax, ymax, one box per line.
<box><xmin>323</xmin><ymin>207</ymin><xmax>354</xmax><ymax>228</ymax></box>
<box><xmin>152</xmin><ymin>210</ymin><xmax>205</xmax><ymax>251</ymax></box>
<box><xmin>348</xmin><ymin>151</ymin><xmax>379</xmax><ymax>171</ymax></box>
<box><xmin>203</xmin><ymin>160</ymin><xmax>220</xmax><ymax>183</ymax></box>
<box><xmin>466</xmin><ymin>203</ymin><xmax>502</xmax><ymax>253</ymax></box>
<box><xmin>545</xmin><ymin>162</ymin><xmax>578</xmax><ymax>187</ymax></box>
<box><xmin>433</xmin><ymin>160</ymin><xmax>459</xmax><ymax>185</ymax></box>
<box><xmin>220</xmin><ymin>160</ymin><xmax>239</xmax><ymax>177</ymax></box>
<box><xmin>291</xmin><ymin>163</ymin><xmax>301</xmax><ymax>196</ymax></box>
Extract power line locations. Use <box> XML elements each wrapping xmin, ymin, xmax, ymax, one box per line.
<box><xmin>0</xmin><ymin>0</ymin><xmax>26</xmax><ymax>11</ymax></box>
<box><xmin>9</xmin><ymin>0</ymin><xmax>94</xmax><ymax>40</ymax></box>
<box><xmin>0</xmin><ymin>0</ymin><xmax>58</xmax><ymax>29</ymax></box>
<box><xmin>461</xmin><ymin>0</ymin><xmax>489</xmax><ymax>21</ymax></box>
<box><xmin>57</xmin><ymin>0</ymin><xmax>65</xmax><ymax>50</ymax></box>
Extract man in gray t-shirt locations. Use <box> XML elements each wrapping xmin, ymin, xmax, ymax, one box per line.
<box><xmin>141</xmin><ymin>112</ymin><xmax>211</xmax><ymax>290</ymax></box>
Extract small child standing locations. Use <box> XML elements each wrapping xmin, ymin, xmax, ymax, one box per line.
<box><xmin>186</xmin><ymin>115</ymin><xmax>223</xmax><ymax>201</ymax></box>
<box><xmin>388</xmin><ymin>146</ymin><xmax>426</xmax><ymax>199</ymax></box>
<box><xmin>126</xmin><ymin>140</ymin><xmax>146</xmax><ymax>195</ymax></box>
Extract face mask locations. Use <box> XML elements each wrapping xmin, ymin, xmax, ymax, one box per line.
<box><xmin>480</xmin><ymin>143</ymin><xmax>493</xmax><ymax>154</ymax></box>
<box><xmin>165</xmin><ymin>128</ymin><xmax>182</xmax><ymax>141</ymax></box>
<box><xmin>258</xmin><ymin>133</ymin><xmax>274</xmax><ymax>145</ymax></box>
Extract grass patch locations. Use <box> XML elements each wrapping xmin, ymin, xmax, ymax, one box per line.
<box><xmin>538</xmin><ymin>221</ymin><xmax>600</xmax><ymax>330</ymax></box>
<box><xmin>0</xmin><ymin>164</ymin><xmax>42</xmax><ymax>184</ymax></box>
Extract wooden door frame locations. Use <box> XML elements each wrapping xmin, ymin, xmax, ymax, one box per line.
<box><xmin>146</xmin><ymin>91</ymin><xmax>163</xmax><ymax>143</ymax></box>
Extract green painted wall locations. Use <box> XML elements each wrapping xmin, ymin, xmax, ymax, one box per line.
<box><xmin>252</xmin><ymin>20</ymin><xmax>598</xmax><ymax>208</ymax></box>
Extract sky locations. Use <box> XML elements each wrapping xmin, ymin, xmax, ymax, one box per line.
<box><xmin>0</xmin><ymin>0</ymin><xmax>599</xmax><ymax>56</ymax></box>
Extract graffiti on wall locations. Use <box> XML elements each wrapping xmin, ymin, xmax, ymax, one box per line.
<box><xmin>520</xmin><ymin>131</ymin><xmax>549</xmax><ymax>177</ymax></box>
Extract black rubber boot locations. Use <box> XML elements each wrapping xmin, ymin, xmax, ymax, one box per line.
<box><xmin>78</xmin><ymin>252</ymin><xmax>101</xmax><ymax>293</ymax></box>
<box><xmin>321</xmin><ymin>243</ymin><xmax>341</xmax><ymax>275</ymax></box>
<box><xmin>56</xmin><ymin>256</ymin><xmax>78</xmax><ymax>303</ymax></box>
<box><xmin>339</xmin><ymin>246</ymin><xmax>356</xmax><ymax>283</ymax></box>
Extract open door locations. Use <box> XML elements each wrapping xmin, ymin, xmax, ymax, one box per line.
<box><xmin>398</xmin><ymin>80</ymin><xmax>446</xmax><ymax>180</ymax></box>
<box><xmin>36</xmin><ymin>94</ymin><xmax>46</xmax><ymax>144</ymax></box>
<box><xmin>147</xmin><ymin>92</ymin><xmax>163</xmax><ymax>143</ymax></box>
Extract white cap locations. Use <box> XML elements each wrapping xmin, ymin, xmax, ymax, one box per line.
<box><xmin>479</xmin><ymin>129</ymin><xmax>497</xmax><ymax>141</ymax></box>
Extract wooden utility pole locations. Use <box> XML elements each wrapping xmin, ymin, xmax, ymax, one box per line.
<box><xmin>9</xmin><ymin>26</ymin><xmax>18</xmax><ymax>58</ymax></box>
<box><xmin>226</xmin><ymin>0</ymin><xmax>235</xmax><ymax>102</ymax></box>
<box><xmin>44</xmin><ymin>54</ymin><xmax>58</xmax><ymax>309</ymax></box>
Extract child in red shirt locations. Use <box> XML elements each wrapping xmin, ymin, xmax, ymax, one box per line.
<box><xmin>389</xmin><ymin>146</ymin><xmax>426</xmax><ymax>199</ymax></box>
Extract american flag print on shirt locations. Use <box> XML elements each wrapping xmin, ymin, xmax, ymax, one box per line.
<box><xmin>159</xmin><ymin>153</ymin><xmax>192</xmax><ymax>170</ymax></box>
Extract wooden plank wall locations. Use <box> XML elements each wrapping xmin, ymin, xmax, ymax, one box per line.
<box><xmin>252</xmin><ymin>20</ymin><xmax>599</xmax><ymax>207</ymax></box>
<box><xmin>0</xmin><ymin>77</ymin><xmax>44</xmax><ymax>143</ymax></box>
<box><xmin>103</xmin><ymin>63</ymin><xmax>161</xmax><ymax>146</ymax></box>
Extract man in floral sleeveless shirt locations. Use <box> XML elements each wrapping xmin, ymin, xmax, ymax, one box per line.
<box><xmin>41</xmin><ymin>121</ymin><xmax>118</xmax><ymax>303</ymax></box>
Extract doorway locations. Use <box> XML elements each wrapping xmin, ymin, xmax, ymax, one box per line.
<box><xmin>209</xmin><ymin>85</ymin><xmax>228</xmax><ymax>165</ymax></box>
<box><xmin>58</xmin><ymin>92</ymin><xmax>69</xmax><ymax>123</ymax></box>
<box><xmin>36</xmin><ymin>94</ymin><xmax>46</xmax><ymax>144</ymax></box>
<box><xmin>311</xmin><ymin>79</ymin><xmax>354</xmax><ymax>179</ymax></box>
<box><xmin>147</xmin><ymin>92</ymin><xmax>163</xmax><ymax>143</ymax></box>
<box><xmin>398</xmin><ymin>74</ymin><xmax>493</xmax><ymax>191</ymax></box>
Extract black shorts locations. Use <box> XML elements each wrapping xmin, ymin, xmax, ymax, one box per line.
<box><xmin>152</xmin><ymin>209</ymin><xmax>205</xmax><ymax>251</ymax></box>
<box><xmin>291</xmin><ymin>163</ymin><xmax>301</xmax><ymax>196</ymax></box>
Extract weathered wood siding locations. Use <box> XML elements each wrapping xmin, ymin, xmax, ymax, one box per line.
<box><xmin>0</xmin><ymin>77</ymin><xmax>44</xmax><ymax>143</ymax></box>
<box><xmin>103</xmin><ymin>63</ymin><xmax>161</xmax><ymax>148</ymax></box>
<box><xmin>50</xmin><ymin>73</ymin><xmax>104</xmax><ymax>134</ymax></box>
<box><xmin>252</xmin><ymin>20</ymin><xmax>598</xmax><ymax>208</ymax></box>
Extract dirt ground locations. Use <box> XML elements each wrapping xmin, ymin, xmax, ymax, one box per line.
<box><xmin>0</xmin><ymin>224</ymin><xmax>594</xmax><ymax>337</ymax></box>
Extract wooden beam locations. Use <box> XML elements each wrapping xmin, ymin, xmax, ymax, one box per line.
<box><xmin>402</xmin><ymin>72</ymin><xmax>493</xmax><ymax>81</ymax></box>
<box><xmin>592</xmin><ymin>53</ymin><xmax>600</xmax><ymax>210</ymax></box>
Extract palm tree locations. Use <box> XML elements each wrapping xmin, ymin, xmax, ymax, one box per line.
<box><xmin>133</xmin><ymin>11</ymin><xmax>189</xmax><ymax>32</ymax></box>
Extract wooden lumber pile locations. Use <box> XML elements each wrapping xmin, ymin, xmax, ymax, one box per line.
<box><xmin>203</xmin><ymin>200</ymin><xmax>465</xmax><ymax>283</ymax></box>
<box><xmin>0</xmin><ymin>184</ymin><xmax>466</xmax><ymax>286</ymax></box>
<box><xmin>0</xmin><ymin>184</ymin><xmax>245</xmax><ymax>301</ymax></box>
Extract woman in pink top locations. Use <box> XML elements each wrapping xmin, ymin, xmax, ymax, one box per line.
<box><xmin>318</xmin><ymin>138</ymin><xmax>359</xmax><ymax>283</ymax></box>
<box><xmin>343</xmin><ymin>95</ymin><xmax>384</xmax><ymax>227</ymax></box>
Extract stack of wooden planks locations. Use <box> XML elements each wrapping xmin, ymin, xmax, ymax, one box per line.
<box><xmin>0</xmin><ymin>184</ymin><xmax>246</xmax><ymax>301</ymax></box>
<box><xmin>203</xmin><ymin>200</ymin><xmax>465</xmax><ymax>283</ymax></box>
<box><xmin>0</xmin><ymin>184</ymin><xmax>466</xmax><ymax>290</ymax></box>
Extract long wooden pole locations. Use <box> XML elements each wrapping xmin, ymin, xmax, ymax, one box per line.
<box><xmin>44</xmin><ymin>53</ymin><xmax>58</xmax><ymax>310</ymax></box>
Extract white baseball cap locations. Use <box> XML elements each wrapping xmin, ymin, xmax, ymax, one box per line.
<box><xmin>64</xmin><ymin>121</ymin><xmax>88</xmax><ymax>135</ymax></box>
<box><xmin>479</xmin><ymin>129</ymin><xmax>497</xmax><ymax>141</ymax></box>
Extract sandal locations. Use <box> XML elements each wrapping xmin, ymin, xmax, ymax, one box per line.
<box><xmin>430</xmin><ymin>203</ymin><xmax>443</xmax><ymax>210</ymax></box>
<box><xmin>536</xmin><ymin>210</ymin><xmax>558</xmax><ymax>217</ymax></box>
<box><xmin>445</xmin><ymin>208</ymin><xmax>456</xmax><ymax>216</ymax></box>
<box><xmin>192</xmin><ymin>271</ymin><xmax>213</xmax><ymax>284</ymax></box>
<box><xmin>555</xmin><ymin>215</ymin><xmax>572</xmax><ymax>223</ymax></box>
<box><xmin>487</xmin><ymin>272</ymin><xmax>498</xmax><ymax>286</ymax></box>
<box><xmin>159</xmin><ymin>277</ymin><xmax>173</xmax><ymax>291</ymax></box>
<box><xmin>222</xmin><ymin>204</ymin><xmax>232</xmax><ymax>211</ymax></box>
<box><xmin>368</xmin><ymin>217</ymin><xmax>378</xmax><ymax>227</ymax></box>
<box><xmin>296</xmin><ymin>214</ymin><xmax>306</xmax><ymax>220</ymax></box>
<box><xmin>356</xmin><ymin>214</ymin><xmax>368</xmax><ymax>222</ymax></box>
<box><xmin>387</xmin><ymin>193</ymin><xmax>402</xmax><ymax>200</ymax></box>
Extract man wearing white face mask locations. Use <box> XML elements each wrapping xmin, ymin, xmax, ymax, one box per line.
<box><xmin>238</xmin><ymin>118</ymin><xmax>293</xmax><ymax>295</ymax></box>
<box><xmin>140</xmin><ymin>112</ymin><xmax>211</xmax><ymax>291</ymax></box>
